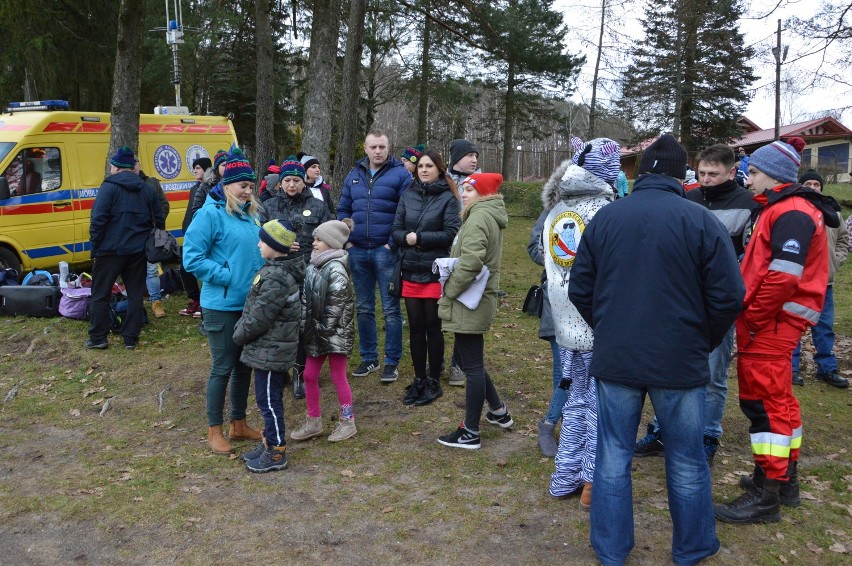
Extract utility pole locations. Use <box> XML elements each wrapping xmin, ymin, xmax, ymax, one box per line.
<box><xmin>772</xmin><ymin>19</ymin><xmax>788</xmax><ymax>141</ymax></box>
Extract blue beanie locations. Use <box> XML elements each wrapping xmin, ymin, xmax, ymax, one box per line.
<box><xmin>749</xmin><ymin>138</ymin><xmax>803</xmax><ymax>184</ymax></box>
<box><xmin>110</xmin><ymin>146</ymin><xmax>137</xmax><ymax>169</ymax></box>
<box><xmin>570</xmin><ymin>137</ymin><xmax>621</xmax><ymax>186</ymax></box>
<box><xmin>221</xmin><ymin>148</ymin><xmax>256</xmax><ymax>185</ymax></box>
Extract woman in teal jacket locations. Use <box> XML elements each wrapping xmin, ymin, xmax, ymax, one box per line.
<box><xmin>183</xmin><ymin>149</ymin><xmax>265</xmax><ymax>456</ymax></box>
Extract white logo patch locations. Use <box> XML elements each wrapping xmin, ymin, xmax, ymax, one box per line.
<box><xmin>782</xmin><ymin>239</ymin><xmax>801</xmax><ymax>254</ymax></box>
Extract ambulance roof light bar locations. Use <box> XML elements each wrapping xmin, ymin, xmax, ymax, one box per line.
<box><xmin>5</xmin><ymin>100</ymin><xmax>70</xmax><ymax>113</ymax></box>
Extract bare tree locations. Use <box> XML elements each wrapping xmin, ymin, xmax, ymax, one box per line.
<box><xmin>332</xmin><ymin>0</ymin><xmax>367</xmax><ymax>194</ymax></box>
<box><xmin>255</xmin><ymin>0</ymin><xmax>275</xmax><ymax>172</ymax></box>
<box><xmin>302</xmin><ymin>0</ymin><xmax>341</xmax><ymax>173</ymax></box>
<box><xmin>107</xmin><ymin>0</ymin><xmax>147</xmax><ymax>175</ymax></box>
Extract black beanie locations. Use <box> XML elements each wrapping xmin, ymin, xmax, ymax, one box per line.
<box><xmin>449</xmin><ymin>139</ymin><xmax>479</xmax><ymax>168</ymax></box>
<box><xmin>798</xmin><ymin>169</ymin><xmax>824</xmax><ymax>188</ymax></box>
<box><xmin>638</xmin><ymin>134</ymin><xmax>688</xmax><ymax>180</ymax></box>
<box><xmin>192</xmin><ymin>157</ymin><xmax>212</xmax><ymax>171</ymax></box>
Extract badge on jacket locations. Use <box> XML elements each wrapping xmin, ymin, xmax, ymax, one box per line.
<box><xmin>303</xmin><ymin>210</ymin><xmax>311</xmax><ymax>216</ymax></box>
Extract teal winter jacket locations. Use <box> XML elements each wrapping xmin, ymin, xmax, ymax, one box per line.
<box><xmin>183</xmin><ymin>189</ymin><xmax>264</xmax><ymax>311</ymax></box>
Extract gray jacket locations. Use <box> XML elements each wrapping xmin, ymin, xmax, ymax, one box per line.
<box><xmin>301</xmin><ymin>252</ymin><xmax>355</xmax><ymax>357</ymax></box>
<box><xmin>233</xmin><ymin>255</ymin><xmax>306</xmax><ymax>372</ymax></box>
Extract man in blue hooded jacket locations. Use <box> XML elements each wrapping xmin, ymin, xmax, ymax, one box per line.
<box><xmin>337</xmin><ymin>130</ymin><xmax>412</xmax><ymax>383</ymax></box>
<box><xmin>568</xmin><ymin>134</ymin><xmax>743</xmax><ymax>566</ymax></box>
<box><xmin>87</xmin><ymin>146</ymin><xmax>163</xmax><ymax>350</ymax></box>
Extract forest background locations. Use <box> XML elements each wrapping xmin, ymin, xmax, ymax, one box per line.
<box><xmin>0</xmin><ymin>0</ymin><xmax>849</xmax><ymax>191</ymax></box>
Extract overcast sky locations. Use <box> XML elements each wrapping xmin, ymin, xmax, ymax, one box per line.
<box><xmin>555</xmin><ymin>0</ymin><xmax>851</xmax><ymax>130</ymax></box>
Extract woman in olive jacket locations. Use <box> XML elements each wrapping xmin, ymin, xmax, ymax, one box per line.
<box><xmin>437</xmin><ymin>173</ymin><xmax>512</xmax><ymax>450</ymax></box>
<box><xmin>392</xmin><ymin>149</ymin><xmax>461</xmax><ymax>406</ymax></box>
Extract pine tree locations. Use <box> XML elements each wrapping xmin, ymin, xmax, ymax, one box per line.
<box><xmin>618</xmin><ymin>0</ymin><xmax>756</xmax><ymax>153</ymax></box>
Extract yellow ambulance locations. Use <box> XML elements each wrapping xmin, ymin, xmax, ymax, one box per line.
<box><xmin>0</xmin><ymin>100</ymin><xmax>238</xmax><ymax>273</ymax></box>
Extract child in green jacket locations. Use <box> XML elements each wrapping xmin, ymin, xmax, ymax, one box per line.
<box><xmin>233</xmin><ymin>219</ymin><xmax>305</xmax><ymax>472</ymax></box>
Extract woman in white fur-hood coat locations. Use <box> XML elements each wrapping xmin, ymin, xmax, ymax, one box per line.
<box><xmin>541</xmin><ymin>138</ymin><xmax>619</xmax><ymax>351</ymax></box>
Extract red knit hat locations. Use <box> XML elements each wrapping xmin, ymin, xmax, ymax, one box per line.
<box><xmin>462</xmin><ymin>173</ymin><xmax>503</xmax><ymax>196</ymax></box>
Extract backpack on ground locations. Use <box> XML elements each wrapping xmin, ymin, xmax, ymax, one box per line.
<box><xmin>0</xmin><ymin>268</ymin><xmax>19</xmax><ymax>287</ymax></box>
<box><xmin>59</xmin><ymin>287</ymin><xmax>92</xmax><ymax>320</ymax></box>
<box><xmin>22</xmin><ymin>269</ymin><xmax>56</xmax><ymax>286</ymax></box>
<box><xmin>159</xmin><ymin>266</ymin><xmax>184</xmax><ymax>296</ymax></box>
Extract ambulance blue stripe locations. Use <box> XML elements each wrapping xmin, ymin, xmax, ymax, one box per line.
<box><xmin>24</xmin><ymin>246</ymin><xmax>68</xmax><ymax>259</ymax></box>
<box><xmin>2</xmin><ymin>189</ymin><xmax>76</xmax><ymax>205</ymax></box>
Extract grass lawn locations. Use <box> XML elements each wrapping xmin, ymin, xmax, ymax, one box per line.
<box><xmin>0</xmin><ymin>186</ymin><xmax>850</xmax><ymax>564</ymax></box>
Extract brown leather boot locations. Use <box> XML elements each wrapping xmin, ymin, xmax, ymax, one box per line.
<box><xmin>580</xmin><ymin>482</ymin><xmax>592</xmax><ymax>510</ymax></box>
<box><xmin>229</xmin><ymin>419</ymin><xmax>262</xmax><ymax>441</ymax></box>
<box><xmin>207</xmin><ymin>425</ymin><xmax>234</xmax><ymax>455</ymax></box>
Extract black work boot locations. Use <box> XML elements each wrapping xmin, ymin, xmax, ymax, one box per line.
<box><xmin>415</xmin><ymin>378</ymin><xmax>443</xmax><ymax>406</ymax></box>
<box><xmin>403</xmin><ymin>379</ymin><xmax>425</xmax><ymax>406</ymax></box>
<box><xmin>716</xmin><ymin>479</ymin><xmax>782</xmax><ymax>524</ymax></box>
<box><xmin>739</xmin><ymin>462</ymin><xmax>801</xmax><ymax>507</ymax></box>
<box><xmin>815</xmin><ymin>370</ymin><xmax>849</xmax><ymax>388</ymax></box>
<box><xmin>792</xmin><ymin>371</ymin><xmax>804</xmax><ymax>386</ymax></box>
<box><xmin>291</xmin><ymin>367</ymin><xmax>305</xmax><ymax>400</ymax></box>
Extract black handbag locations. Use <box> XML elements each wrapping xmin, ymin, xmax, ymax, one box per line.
<box><xmin>522</xmin><ymin>285</ymin><xmax>543</xmax><ymax>317</ymax></box>
<box><xmin>145</xmin><ymin>195</ymin><xmax>180</xmax><ymax>263</ymax></box>
<box><xmin>388</xmin><ymin>257</ymin><xmax>403</xmax><ymax>297</ymax></box>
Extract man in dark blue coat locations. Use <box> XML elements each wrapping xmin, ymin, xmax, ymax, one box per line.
<box><xmin>337</xmin><ymin>130</ymin><xmax>412</xmax><ymax>383</ymax></box>
<box><xmin>568</xmin><ymin>134</ymin><xmax>744</xmax><ymax>566</ymax></box>
<box><xmin>87</xmin><ymin>146</ymin><xmax>163</xmax><ymax>350</ymax></box>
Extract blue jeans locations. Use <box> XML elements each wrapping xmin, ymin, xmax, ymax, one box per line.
<box><xmin>792</xmin><ymin>285</ymin><xmax>836</xmax><ymax>374</ymax></box>
<box><xmin>348</xmin><ymin>245</ymin><xmax>403</xmax><ymax>365</ymax></box>
<box><xmin>704</xmin><ymin>324</ymin><xmax>734</xmax><ymax>438</ymax></box>
<box><xmin>146</xmin><ymin>262</ymin><xmax>161</xmax><ymax>302</ymax></box>
<box><xmin>545</xmin><ymin>337</ymin><xmax>567</xmax><ymax>424</ymax></box>
<box><xmin>592</xmin><ymin>380</ymin><xmax>719</xmax><ymax>566</ymax></box>
<box><xmin>649</xmin><ymin>324</ymin><xmax>733</xmax><ymax>439</ymax></box>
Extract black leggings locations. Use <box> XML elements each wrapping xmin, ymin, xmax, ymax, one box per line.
<box><xmin>454</xmin><ymin>332</ymin><xmax>503</xmax><ymax>432</ymax></box>
<box><xmin>405</xmin><ymin>297</ymin><xmax>443</xmax><ymax>380</ymax></box>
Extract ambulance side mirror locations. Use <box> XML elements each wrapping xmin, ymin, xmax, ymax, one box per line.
<box><xmin>0</xmin><ymin>177</ymin><xmax>10</xmax><ymax>201</ymax></box>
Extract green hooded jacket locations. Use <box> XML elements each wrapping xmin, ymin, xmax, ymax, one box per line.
<box><xmin>438</xmin><ymin>195</ymin><xmax>508</xmax><ymax>334</ymax></box>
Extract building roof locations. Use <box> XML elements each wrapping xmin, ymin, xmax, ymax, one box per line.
<box><xmin>732</xmin><ymin>117</ymin><xmax>852</xmax><ymax>148</ymax></box>
<box><xmin>619</xmin><ymin>116</ymin><xmax>852</xmax><ymax>157</ymax></box>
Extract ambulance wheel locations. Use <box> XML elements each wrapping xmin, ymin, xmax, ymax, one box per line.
<box><xmin>0</xmin><ymin>247</ymin><xmax>21</xmax><ymax>273</ymax></box>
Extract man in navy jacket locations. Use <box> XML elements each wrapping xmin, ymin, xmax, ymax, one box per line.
<box><xmin>87</xmin><ymin>146</ymin><xmax>163</xmax><ymax>351</ymax></box>
<box><xmin>337</xmin><ymin>130</ymin><xmax>412</xmax><ymax>383</ymax></box>
<box><xmin>568</xmin><ymin>134</ymin><xmax>743</xmax><ymax>566</ymax></box>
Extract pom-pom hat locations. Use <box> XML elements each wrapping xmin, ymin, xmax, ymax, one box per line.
<box><xmin>749</xmin><ymin>137</ymin><xmax>805</xmax><ymax>184</ymax></box>
<box><xmin>110</xmin><ymin>146</ymin><xmax>137</xmax><ymax>169</ymax></box>
<box><xmin>279</xmin><ymin>155</ymin><xmax>306</xmax><ymax>180</ymax></box>
<box><xmin>401</xmin><ymin>144</ymin><xmax>427</xmax><ymax>163</ymax></box>
<box><xmin>221</xmin><ymin>148</ymin><xmax>256</xmax><ymax>185</ymax></box>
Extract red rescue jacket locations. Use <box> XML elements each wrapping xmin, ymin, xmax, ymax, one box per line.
<box><xmin>740</xmin><ymin>183</ymin><xmax>839</xmax><ymax>333</ymax></box>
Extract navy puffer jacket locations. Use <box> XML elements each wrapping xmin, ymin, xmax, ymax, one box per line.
<box><xmin>337</xmin><ymin>156</ymin><xmax>412</xmax><ymax>249</ymax></box>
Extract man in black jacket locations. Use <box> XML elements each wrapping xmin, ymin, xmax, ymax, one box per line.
<box><xmin>635</xmin><ymin>144</ymin><xmax>759</xmax><ymax>464</ymax></box>
<box><xmin>568</xmin><ymin>134</ymin><xmax>743</xmax><ymax>566</ymax></box>
<box><xmin>87</xmin><ymin>146</ymin><xmax>163</xmax><ymax>350</ymax></box>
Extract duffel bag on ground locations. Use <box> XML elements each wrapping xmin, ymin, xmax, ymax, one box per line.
<box><xmin>59</xmin><ymin>287</ymin><xmax>92</xmax><ymax>320</ymax></box>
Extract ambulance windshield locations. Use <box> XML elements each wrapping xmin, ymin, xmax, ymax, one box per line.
<box><xmin>0</xmin><ymin>142</ymin><xmax>13</xmax><ymax>163</ymax></box>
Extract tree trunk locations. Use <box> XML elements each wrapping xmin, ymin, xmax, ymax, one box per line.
<box><xmin>416</xmin><ymin>11</ymin><xmax>431</xmax><ymax>143</ymax></box>
<box><xmin>332</xmin><ymin>0</ymin><xmax>367</xmax><ymax>196</ymax></box>
<box><xmin>303</xmin><ymin>0</ymin><xmax>341</xmax><ymax>174</ymax></box>
<box><xmin>587</xmin><ymin>0</ymin><xmax>606</xmax><ymax>138</ymax></box>
<box><xmin>254</xmin><ymin>0</ymin><xmax>275</xmax><ymax>173</ymax></box>
<box><xmin>107</xmin><ymin>0</ymin><xmax>147</xmax><ymax>176</ymax></box>
<box><xmin>500</xmin><ymin>60</ymin><xmax>516</xmax><ymax>179</ymax></box>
